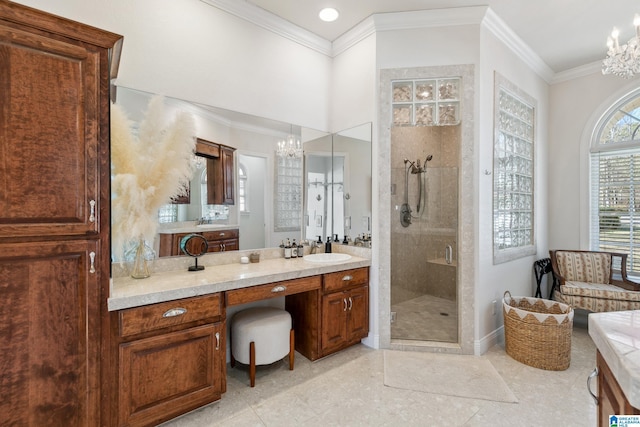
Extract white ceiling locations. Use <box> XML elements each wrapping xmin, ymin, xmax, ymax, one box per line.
<box><xmin>246</xmin><ymin>0</ymin><xmax>640</xmax><ymax>74</ymax></box>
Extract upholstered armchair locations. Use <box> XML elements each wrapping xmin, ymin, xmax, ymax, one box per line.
<box><xmin>549</xmin><ymin>250</ymin><xmax>640</xmax><ymax>312</ymax></box>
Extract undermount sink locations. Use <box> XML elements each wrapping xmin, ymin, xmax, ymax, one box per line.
<box><xmin>303</xmin><ymin>253</ymin><xmax>352</xmax><ymax>263</ymax></box>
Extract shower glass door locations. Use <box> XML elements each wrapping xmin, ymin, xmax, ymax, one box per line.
<box><xmin>390</xmin><ymin>79</ymin><xmax>460</xmax><ymax>343</ymax></box>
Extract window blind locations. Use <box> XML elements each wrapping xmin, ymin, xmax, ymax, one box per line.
<box><xmin>591</xmin><ymin>149</ymin><xmax>640</xmax><ymax>274</ymax></box>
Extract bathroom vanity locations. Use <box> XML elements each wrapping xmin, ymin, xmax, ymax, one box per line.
<box><xmin>588</xmin><ymin>311</ymin><xmax>640</xmax><ymax>426</ymax></box>
<box><xmin>108</xmin><ymin>254</ymin><xmax>370</xmax><ymax>426</ymax></box>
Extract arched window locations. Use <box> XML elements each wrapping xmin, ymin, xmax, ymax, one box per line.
<box><xmin>591</xmin><ymin>89</ymin><xmax>640</xmax><ymax>275</ymax></box>
<box><xmin>238</xmin><ymin>163</ymin><xmax>248</xmax><ymax>213</ymax></box>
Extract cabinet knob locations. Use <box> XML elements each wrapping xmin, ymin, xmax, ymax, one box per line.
<box><xmin>89</xmin><ymin>199</ymin><xmax>96</xmax><ymax>223</ymax></box>
<box><xmin>162</xmin><ymin>308</ymin><xmax>187</xmax><ymax>318</ymax></box>
<box><xmin>271</xmin><ymin>285</ymin><xmax>287</xmax><ymax>293</ymax></box>
<box><xmin>342</xmin><ymin>275</ymin><xmax>353</xmax><ymax>281</ymax></box>
<box><xmin>587</xmin><ymin>367</ymin><xmax>599</xmax><ymax>405</ymax></box>
<box><xmin>89</xmin><ymin>251</ymin><xmax>96</xmax><ymax>274</ymax></box>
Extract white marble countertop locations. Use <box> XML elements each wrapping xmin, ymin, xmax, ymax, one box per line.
<box><xmin>589</xmin><ymin>310</ymin><xmax>640</xmax><ymax>408</ymax></box>
<box><xmin>108</xmin><ymin>255</ymin><xmax>371</xmax><ymax>311</ymax></box>
<box><xmin>158</xmin><ymin>224</ymin><xmax>239</xmax><ymax>234</ymax></box>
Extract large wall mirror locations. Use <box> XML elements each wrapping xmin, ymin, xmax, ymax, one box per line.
<box><xmin>304</xmin><ymin>123</ymin><xmax>372</xmax><ymax>244</ymax></box>
<box><xmin>112</xmin><ymin>87</ymin><xmax>371</xmax><ymax>261</ymax></box>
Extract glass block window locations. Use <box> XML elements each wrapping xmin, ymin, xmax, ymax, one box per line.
<box><xmin>391</xmin><ymin>78</ymin><xmax>460</xmax><ymax>126</ymax></box>
<box><xmin>158</xmin><ymin>204</ymin><xmax>178</xmax><ymax>223</ymax></box>
<box><xmin>493</xmin><ymin>74</ymin><xmax>536</xmax><ymax>264</ymax></box>
<box><xmin>274</xmin><ymin>154</ymin><xmax>302</xmax><ymax>231</ymax></box>
<box><xmin>591</xmin><ymin>90</ymin><xmax>640</xmax><ymax>275</ymax></box>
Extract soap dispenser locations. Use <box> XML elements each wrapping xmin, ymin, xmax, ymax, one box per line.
<box><xmin>325</xmin><ymin>236</ymin><xmax>332</xmax><ymax>253</ymax></box>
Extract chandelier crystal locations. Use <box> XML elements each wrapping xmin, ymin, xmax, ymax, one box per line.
<box><xmin>276</xmin><ymin>134</ymin><xmax>302</xmax><ymax>158</ymax></box>
<box><xmin>602</xmin><ymin>14</ymin><xmax>640</xmax><ymax>78</ymax></box>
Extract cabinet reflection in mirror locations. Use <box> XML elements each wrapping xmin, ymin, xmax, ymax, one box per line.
<box><xmin>304</xmin><ymin>123</ymin><xmax>372</xmax><ymax>245</ymax></box>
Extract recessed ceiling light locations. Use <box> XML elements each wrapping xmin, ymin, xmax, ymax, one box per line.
<box><xmin>319</xmin><ymin>7</ymin><xmax>339</xmax><ymax>22</ymax></box>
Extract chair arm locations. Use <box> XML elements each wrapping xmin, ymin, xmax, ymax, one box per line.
<box><xmin>610</xmin><ymin>252</ymin><xmax>640</xmax><ymax>291</ymax></box>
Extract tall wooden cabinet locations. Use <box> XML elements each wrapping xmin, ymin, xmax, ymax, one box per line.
<box><xmin>0</xmin><ymin>3</ymin><xmax>122</xmax><ymax>425</ymax></box>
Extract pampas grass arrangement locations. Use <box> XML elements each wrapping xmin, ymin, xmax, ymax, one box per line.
<box><xmin>111</xmin><ymin>96</ymin><xmax>196</xmax><ymax>267</ymax></box>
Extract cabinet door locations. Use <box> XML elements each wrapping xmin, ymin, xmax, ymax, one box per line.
<box><xmin>0</xmin><ymin>21</ymin><xmax>103</xmax><ymax>238</ymax></box>
<box><xmin>597</xmin><ymin>350</ymin><xmax>640</xmax><ymax>426</ymax></box>
<box><xmin>119</xmin><ymin>323</ymin><xmax>225</xmax><ymax>427</ymax></box>
<box><xmin>0</xmin><ymin>240</ymin><xmax>101</xmax><ymax>426</ymax></box>
<box><xmin>208</xmin><ymin>146</ymin><xmax>235</xmax><ymax>205</ymax></box>
<box><xmin>347</xmin><ymin>285</ymin><xmax>369</xmax><ymax>342</ymax></box>
<box><xmin>321</xmin><ymin>292</ymin><xmax>348</xmax><ymax>354</ymax></box>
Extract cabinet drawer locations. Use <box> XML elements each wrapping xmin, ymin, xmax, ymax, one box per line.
<box><xmin>323</xmin><ymin>268</ymin><xmax>369</xmax><ymax>293</ymax></box>
<box><xmin>119</xmin><ymin>293</ymin><xmax>223</xmax><ymax>338</ymax></box>
<box><xmin>226</xmin><ymin>276</ymin><xmax>321</xmax><ymax>306</ymax></box>
<box><xmin>202</xmin><ymin>229</ymin><xmax>238</xmax><ymax>241</ymax></box>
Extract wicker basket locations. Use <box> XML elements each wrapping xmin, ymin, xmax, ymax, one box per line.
<box><xmin>502</xmin><ymin>291</ymin><xmax>573</xmax><ymax>371</ymax></box>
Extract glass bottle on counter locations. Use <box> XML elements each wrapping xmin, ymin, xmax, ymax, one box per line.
<box><xmin>284</xmin><ymin>239</ymin><xmax>292</xmax><ymax>259</ymax></box>
<box><xmin>291</xmin><ymin>239</ymin><xmax>298</xmax><ymax>258</ymax></box>
<box><xmin>298</xmin><ymin>240</ymin><xmax>304</xmax><ymax>257</ymax></box>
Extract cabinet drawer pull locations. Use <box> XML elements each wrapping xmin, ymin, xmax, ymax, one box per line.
<box><xmin>162</xmin><ymin>307</ymin><xmax>187</xmax><ymax>318</ymax></box>
<box><xmin>587</xmin><ymin>367</ymin><xmax>599</xmax><ymax>405</ymax></box>
<box><xmin>219</xmin><ymin>232</ymin><xmax>225</xmax><ymax>236</ymax></box>
<box><xmin>89</xmin><ymin>251</ymin><xmax>96</xmax><ymax>274</ymax></box>
<box><xmin>343</xmin><ymin>298</ymin><xmax>347</xmax><ymax>311</ymax></box>
<box><xmin>348</xmin><ymin>297</ymin><xmax>353</xmax><ymax>310</ymax></box>
<box><xmin>342</xmin><ymin>275</ymin><xmax>353</xmax><ymax>281</ymax></box>
<box><xmin>89</xmin><ymin>199</ymin><xmax>96</xmax><ymax>223</ymax></box>
<box><xmin>271</xmin><ymin>285</ymin><xmax>287</xmax><ymax>293</ymax></box>
<box><xmin>215</xmin><ymin>332</ymin><xmax>220</xmax><ymax>350</ymax></box>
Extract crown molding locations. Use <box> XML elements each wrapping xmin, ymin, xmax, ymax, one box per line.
<box><xmin>373</xmin><ymin>6</ymin><xmax>488</xmax><ymax>32</ymax></box>
<box><xmin>482</xmin><ymin>8</ymin><xmax>554</xmax><ymax>83</ymax></box>
<box><xmin>332</xmin><ymin>16</ymin><xmax>376</xmax><ymax>56</ymax></box>
<box><xmin>551</xmin><ymin>61</ymin><xmax>602</xmax><ymax>84</ymax></box>
<box><xmin>200</xmin><ymin>0</ymin><xmax>332</xmax><ymax>56</ymax></box>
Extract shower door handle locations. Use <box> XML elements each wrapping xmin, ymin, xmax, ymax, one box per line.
<box><xmin>445</xmin><ymin>245</ymin><xmax>453</xmax><ymax>265</ymax></box>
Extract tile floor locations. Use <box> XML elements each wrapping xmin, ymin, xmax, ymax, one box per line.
<box><xmin>391</xmin><ymin>294</ymin><xmax>458</xmax><ymax>342</ymax></box>
<box><xmin>162</xmin><ymin>320</ymin><xmax>597</xmax><ymax>426</ymax></box>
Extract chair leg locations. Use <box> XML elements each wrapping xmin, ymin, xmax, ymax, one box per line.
<box><xmin>249</xmin><ymin>341</ymin><xmax>256</xmax><ymax>387</ymax></box>
<box><xmin>289</xmin><ymin>329</ymin><xmax>295</xmax><ymax>371</ymax></box>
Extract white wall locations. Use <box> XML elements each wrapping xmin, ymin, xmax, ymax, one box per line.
<box><xmin>13</xmin><ymin>0</ymin><xmax>332</xmax><ymax>132</ymax></box>
<box><xmin>548</xmin><ymin>72</ymin><xmax>640</xmax><ymax>250</ymax></box>
<box><xmin>476</xmin><ymin>26</ymin><xmax>550</xmax><ymax>350</ymax></box>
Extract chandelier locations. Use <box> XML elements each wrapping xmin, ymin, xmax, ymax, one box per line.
<box><xmin>276</xmin><ymin>134</ymin><xmax>302</xmax><ymax>158</ymax></box>
<box><xmin>602</xmin><ymin>14</ymin><xmax>640</xmax><ymax>78</ymax></box>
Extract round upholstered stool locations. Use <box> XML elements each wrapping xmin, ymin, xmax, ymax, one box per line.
<box><xmin>230</xmin><ymin>307</ymin><xmax>294</xmax><ymax>387</ymax></box>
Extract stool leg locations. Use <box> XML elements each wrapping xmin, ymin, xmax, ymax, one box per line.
<box><xmin>249</xmin><ymin>341</ymin><xmax>256</xmax><ymax>387</ymax></box>
<box><xmin>289</xmin><ymin>329</ymin><xmax>295</xmax><ymax>371</ymax></box>
<box><xmin>230</xmin><ymin>328</ymin><xmax>235</xmax><ymax>368</ymax></box>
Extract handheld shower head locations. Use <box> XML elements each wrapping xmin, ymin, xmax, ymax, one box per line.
<box><xmin>425</xmin><ymin>155</ymin><xmax>433</xmax><ymax>162</ymax></box>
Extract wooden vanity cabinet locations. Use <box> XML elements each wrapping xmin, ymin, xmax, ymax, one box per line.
<box><xmin>115</xmin><ymin>294</ymin><xmax>226</xmax><ymax>427</ymax></box>
<box><xmin>287</xmin><ymin>267</ymin><xmax>369</xmax><ymax>361</ymax></box>
<box><xmin>320</xmin><ymin>268</ymin><xmax>369</xmax><ymax>356</ymax></box>
<box><xmin>158</xmin><ymin>229</ymin><xmax>239</xmax><ymax>257</ymax></box>
<box><xmin>0</xmin><ymin>3</ymin><xmax>122</xmax><ymax>425</ymax></box>
<box><xmin>597</xmin><ymin>350</ymin><xmax>640</xmax><ymax>426</ymax></box>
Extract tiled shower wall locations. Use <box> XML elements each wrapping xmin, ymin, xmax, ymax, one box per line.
<box><xmin>390</xmin><ymin>125</ymin><xmax>460</xmax><ymax>305</ymax></box>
